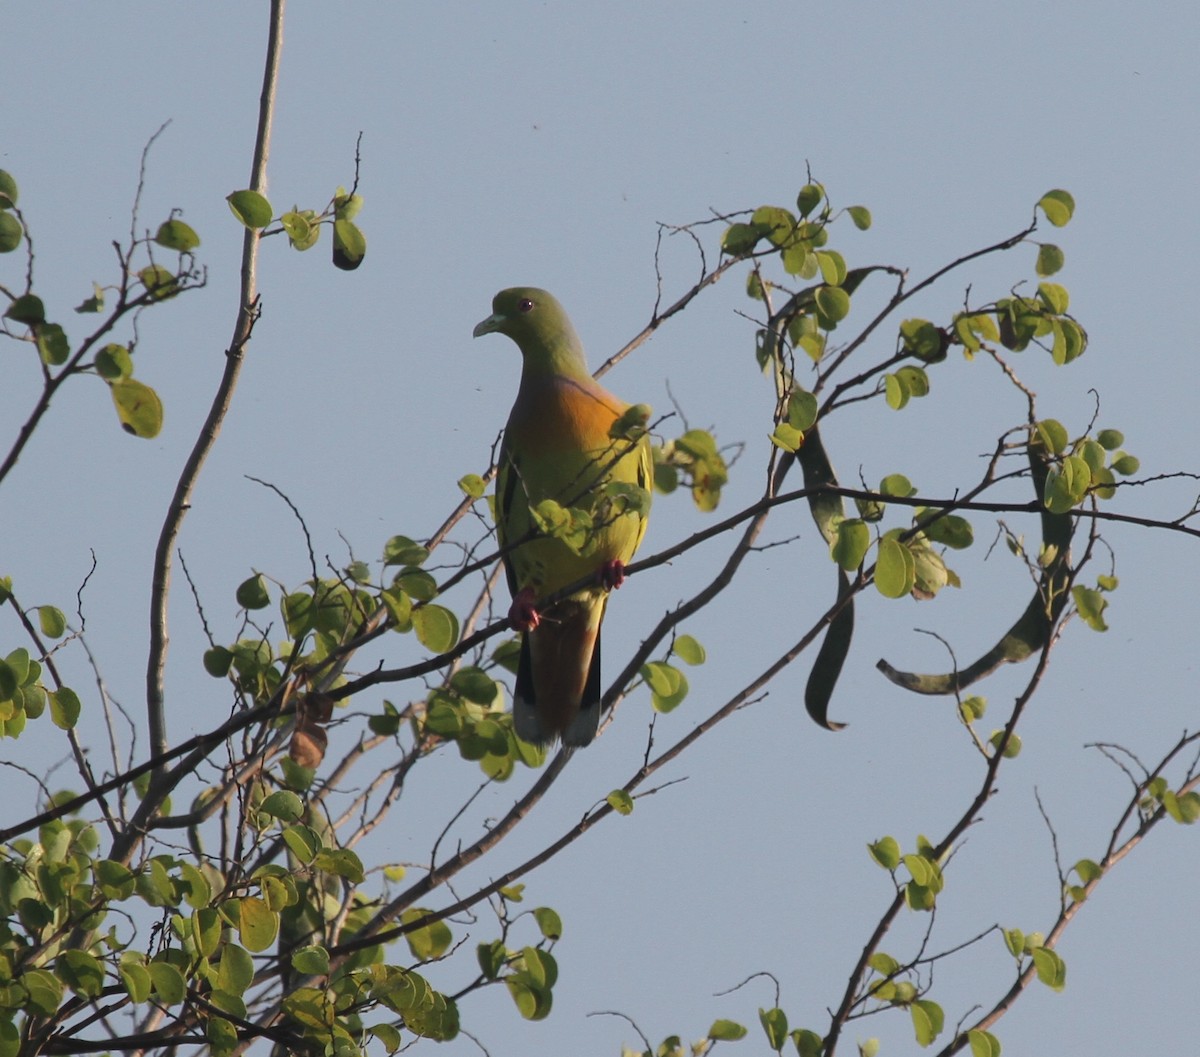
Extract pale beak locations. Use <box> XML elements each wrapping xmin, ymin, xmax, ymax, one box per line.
<box><xmin>472</xmin><ymin>313</ymin><xmax>503</xmax><ymax>338</ymax></box>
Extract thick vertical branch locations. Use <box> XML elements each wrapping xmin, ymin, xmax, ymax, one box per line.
<box><xmin>143</xmin><ymin>0</ymin><xmax>286</xmax><ymax>781</ymax></box>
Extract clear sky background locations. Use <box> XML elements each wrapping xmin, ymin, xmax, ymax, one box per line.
<box><xmin>3</xmin><ymin>2</ymin><xmax>1198</xmax><ymax>1054</ymax></box>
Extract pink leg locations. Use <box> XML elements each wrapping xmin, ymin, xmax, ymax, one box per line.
<box><xmin>508</xmin><ymin>587</ymin><xmax>541</xmax><ymax>632</ymax></box>
<box><xmin>598</xmin><ymin>559</ymin><xmax>627</xmax><ymax>590</ymax></box>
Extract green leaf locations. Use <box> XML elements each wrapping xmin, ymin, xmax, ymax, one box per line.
<box><xmin>458</xmin><ymin>473</ymin><xmax>486</xmax><ymax>498</ymax></box>
<box><xmin>1072</xmin><ymin>585</ymin><xmax>1109</xmax><ymax>631</ymax></box>
<box><xmin>5</xmin><ymin>293</ymin><xmax>45</xmax><ymax>324</ymax></box>
<box><xmin>401</xmin><ymin>908</ymin><xmax>453</xmax><ymax>960</ymax></box>
<box><xmin>721</xmin><ymin>222</ymin><xmax>763</xmax><ymax>255</ymax></box>
<box><xmin>709</xmin><ymin>1019</ymin><xmax>748</xmax><ymax>1041</ymax></box>
<box><xmin>110</xmin><ymin>378</ymin><xmax>163</xmax><ymax>438</ymax></box>
<box><xmin>203</xmin><ymin>646</ymin><xmax>233</xmax><ymax>677</ymax></box>
<box><xmin>1031</xmin><ymin>947</ymin><xmax>1067</xmax><ymax>991</ymax></box>
<box><xmin>911</xmin><ymin>1000</ymin><xmax>944</xmax><ymax>1047</ymax></box>
<box><xmin>35</xmin><ymin>323</ymin><xmax>70</xmax><ymax>366</ymax></box>
<box><xmin>796</xmin><ymin>183</ymin><xmax>824</xmax><ymax>217</ymax></box>
<box><xmin>280</xmin><ymin>209</ymin><xmax>319</xmax><ymax>251</ymax></box>
<box><xmin>875</xmin><ymin>537</ymin><xmax>914</xmax><ymax>598</ymax></box>
<box><xmin>896</xmin><ymin>364</ymin><xmax>930</xmax><ymax>398</ymax></box>
<box><xmin>37</xmin><ymin>605</ymin><xmax>67</xmax><ymax>638</ymax></box>
<box><xmin>333</xmin><ymin>189</ymin><xmax>363</xmax><ymax>221</ymax></box>
<box><xmin>155</xmin><ymin>218</ymin><xmax>200</xmax><ymax>252</ymax></box>
<box><xmin>793</xmin><ymin>1029</ymin><xmax>824</xmax><ymax>1057</ymax></box>
<box><xmin>901</xmin><ymin>318</ymin><xmax>946</xmax><ymax>362</ymax></box>
<box><xmin>920</xmin><ymin>512</ymin><xmax>974</xmax><ymax>549</ymax></box>
<box><xmin>672</xmin><ymin>634</ymin><xmax>706</xmax><ymax>666</ymax></box>
<box><xmin>50</xmin><ymin>687</ymin><xmax>82</xmax><ymax>730</ymax></box>
<box><xmin>0</xmin><ymin>211</ymin><xmax>23</xmax><ymax>253</ymax></box>
<box><xmin>770</xmin><ymin>422</ymin><xmax>804</xmax><ymax>452</ymax></box>
<box><xmin>858</xmin><ymin>1040</ymin><xmax>880</xmax><ymax>1057</ymax></box>
<box><xmin>1111</xmin><ymin>452</ymin><xmax>1140</xmax><ymax>476</ymax></box>
<box><xmin>1038</xmin><ymin>189</ymin><xmax>1075</xmax><ymax>227</ymax></box>
<box><xmin>1035</xmin><ymin>419</ymin><xmax>1069</xmax><ymax>455</ymax></box>
<box><xmin>816</xmin><ymin>250</ymin><xmax>847</xmax><ymax>286</ymax></box>
<box><xmin>641</xmin><ymin>661</ymin><xmax>688</xmax><ymax>712</ymax></box>
<box><xmin>533</xmin><ymin>906</ymin><xmax>562</xmax><ymax>940</ymax></box>
<box><xmin>281</xmin><ymin>823</ymin><xmax>322</xmax><ymax>863</ymax></box>
<box><xmin>967</xmin><ymin>1028</ymin><xmax>1002</xmax><ymax>1057</ymax></box>
<box><xmin>814</xmin><ymin>285</ymin><xmax>850</xmax><ymax>325</ymax></box>
<box><xmin>119</xmin><ymin>958</ymin><xmax>153</xmax><ymax>1003</ymax></box>
<box><xmin>95</xmin><ymin>343</ymin><xmax>132</xmax><ymax>380</ymax></box>
<box><xmin>1044</xmin><ymin>454</ymin><xmax>1091</xmax><ymax>513</ymax></box>
<box><xmin>218</xmin><ymin>942</ymin><xmax>255</xmax><ymax>994</ymax></box>
<box><xmin>885</xmin><ymin>371</ymin><xmax>909</xmax><ymax>410</ymax></box>
<box><xmin>831</xmin><ymin>519</ymin><xmax>870</xmax><ymax>571</ymax></box>
<box><xmin>868</xmin><ymin>835</ymin><xmax>901</xmax><ymax>870</ymax></box>
<box><xmin>606</xmin><ymin>789</ymin><xmax>634</xmax><ymax>815</ymax></box>
<box><xmin>75</xmin><ymin>282</ymin><xmax>105</xmax><ymax>313</ymax></box>
<box><xmin>759</xmin><ymin>1006</ymin><xmax>788</xmax><ymax>1050</ymax></box>
<box><xmin>57</xmin><ymin>951</ymin><xmax>106</xmax><ymax>998</ymax></box>
<box><xmin>290</xmin><ymin>945</ymin><xmax>330</xmax><ymax>977</ymax></box>
<box><xmin>138</xmin><ymin>264</ymin><xmax>178</xmax><ymax>299</ymax></box>
<box><xmin>333</xmin><ymin>219</ymin><xmax>367</xmax><ymax>270</ymax></box>
<box><xmin>148</xmin><ymin>960</ymin><xmax>186</xmax><ymax>1004</ymax></box>
<box><xmin>0</xmin><ymin>170</ymin><xmax>18</xmax><ymax>208</ymax></box>
<box><xmin>880</xmin><ymin>473</ymin><xmax>915</xmax><ymax>497</ymax></box>
<box><xmin>959</xmin><ymin>695</ymin><xmax>987</xmax><ymax>721</ymax></box>
<box><xmin>383</xmin><ymin>534</ymin><xmax>431</xmax><ymax>567</ymax></box>
<box><xmin>1036</xmin><ymin>244</ymin><xmax>1064</xmax><ymax>277</ymax></box>
<box><xmin>989</xmin><ymin>730</ymin><xmax>1022</xmax><ymax>758</ymax></box>
<box><xmin>1096</xmin><ymin>428</ymin><xmax>1124</xmax><ymax>450</ymax></box>
<box><xmin>94</xmin><ymin>858</ymin><xmax>136</xmax><ymax>899</ymax></box>
<box><xmin>477</xmin><ymin>939</ymin><xmax>506</xmax><ymax>979</ymax></box>
<box><xmin>313</xmin><ymin>847</ymin><xmax>364</xmax><ymax>883</ymax></box>
<box><xmin>787</xmin><ymin>389</ymin><xmax>819</xmax><ymax>431</ymax></box>
<box><xmin>1037</xmin><ymin>282</ymin><xmax>1069</xmax><ymax>314</ymax></box>
<box><xmin>259</xmin><ymin>790</ymin><xmax>304</xmax><ymax>822</ymax></box>
<box><xmin>847</xmin><ymin>205</ymin><xmax>872</xmax><ymax>230</ymax></box>
<box><xmin>237</xmin><ymin>895</ymin><xmax>278</xmax><ymax>952</ymax></box>
<box><xmin>868</xmin><ymin>952</ymin><xmax>900</xmax><ymax>976</ymax></box>
<box><xmin>236</xmin><ymin>574</ymin><xmax>270</xmax><ymax>610</ymax></box>
<box><xmin>226</xmin><ymin>189</ymin><xmax>273</xmax><ymax>229</ymax></box>
<box><xmin>412</xmin><ymin>604</ymin><xmax>459</xmax><ymax>653</ymax></box>
<box><xmin>1163</xmin><ymin>789</ymin><xmax>1200</xmax><ymax>824</ymax></box>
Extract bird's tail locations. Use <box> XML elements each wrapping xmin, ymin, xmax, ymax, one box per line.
<box><xmin>513</xmin><ymin>597</ymin><xmax>605</xmax><ymax>748</ymax></box>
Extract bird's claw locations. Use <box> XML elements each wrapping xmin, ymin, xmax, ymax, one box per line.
<box><xmin>598</xmin><ymin>559</ymin><xmax>627</xmax><ymax>591</ymax></box>
<box><xmin>508</xmin><ymin>588</ymin><xmax>541</xmax><ymax>632</ymax></box>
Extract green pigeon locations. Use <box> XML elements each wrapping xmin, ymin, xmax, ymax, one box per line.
<box><xmin>473</xmin><ymin>287</ymin><xmax>652</xmax><ymax>747</ymax></box>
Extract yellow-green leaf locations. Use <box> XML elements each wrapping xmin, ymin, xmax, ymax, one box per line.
<box><xmin>110</xmin><ymin>378</ymin><xmax>163</xmax><ymax>438</ymax></box>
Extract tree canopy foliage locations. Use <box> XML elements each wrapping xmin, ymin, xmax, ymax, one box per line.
<box><xmin>1</xmin><ymin>7</ymin><xmax>1197</xmax><ymax>1057</ymax></box>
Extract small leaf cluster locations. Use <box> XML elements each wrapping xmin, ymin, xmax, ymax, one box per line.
<box><xmin>1002</xmin><ymin>928</ymin><xmax>1067</xmax><ymax>992</ymax></box>
<box><xmin>227</xmin><ymin>183</ymin><xmax>366</xmax><ymax>270</ymax></box>
<box><xmin>422</xmin><ymin>664</ymin><xmax>546</xmax><ymax>780</ymax></box>
<box><xmin>755</xmin><ymin>1005</ymin><xmax>824</xmax><ymax>1055</ymax></box>
<box><xmin>1035</xmin><ymin>419</ymin><xmax>1140</xmax><ymax>516</ymax></box>
<box><xmin>654</xmin><ymin>429</ymin><xmax>728</xmax><ymax>511</ymax></box>
<box><xmin>639</xmin><ymin>634</ymin><xmax>706</xmax><ymax>714</ymax></box>
<box><xmin>0</xmin><ymin>582</ymin><xmax>82</xmax><ymax>737</ymax></box>
<box><xmin>828</xmin><ymin>476</ymin><xmax>973</xmax><ymax>602</ymax></box>
<box><xmin>1139</xmin><ymin>776</ymin><xmax>1200</xmax><ymax>825</ymax></box>
<box><xmin>2</xmin><ymin>170</ymin><xmax>203</xmax><ymax>440</ymax></box>
<box><xmin>867</xmin><ymin>834</ymin><xmax>946</xmax><ymax>912</ymax></box>
<box><xmin>474</xmin><ymin>895</ymin><xmax>563</xmax><ymax>1024</ymax></box>
<box><xmin>721</xmin><ymin>182</ymin><xmax>870</xmax><ymax>289</ymax></box>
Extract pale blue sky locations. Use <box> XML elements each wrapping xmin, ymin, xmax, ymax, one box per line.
<box><xmin>3</xmin><ymin>2</ymin><xmax>1198</xmax><ymax>1054</ymax></box>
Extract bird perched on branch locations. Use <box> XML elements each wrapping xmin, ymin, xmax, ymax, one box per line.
<box><xmin>473</xmin><ymin>287</ymin><xmax>652</xmax><ymax>747</ymax></box>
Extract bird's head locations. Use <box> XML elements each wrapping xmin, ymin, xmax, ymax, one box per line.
<box><xmin>473</xmin><ymin>287</ymin><xmax>586</xmax><ymax>373</ymax></box>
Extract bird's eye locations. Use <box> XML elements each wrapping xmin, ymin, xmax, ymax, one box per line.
<box><xmin>517</xmin><ymin>298</ymin><xmax>535</xmax><ymax>313</ymax></box>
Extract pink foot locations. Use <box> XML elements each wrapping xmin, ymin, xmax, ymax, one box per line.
<box><xmin>598</xmin><ymin>559</ymin><xmax>627</xmax><ymax>591</ymax></box>
<box><xmin>508</xmin><ymin>587</ymin><xmax>541</xmax><ymax>632</ymax></box>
